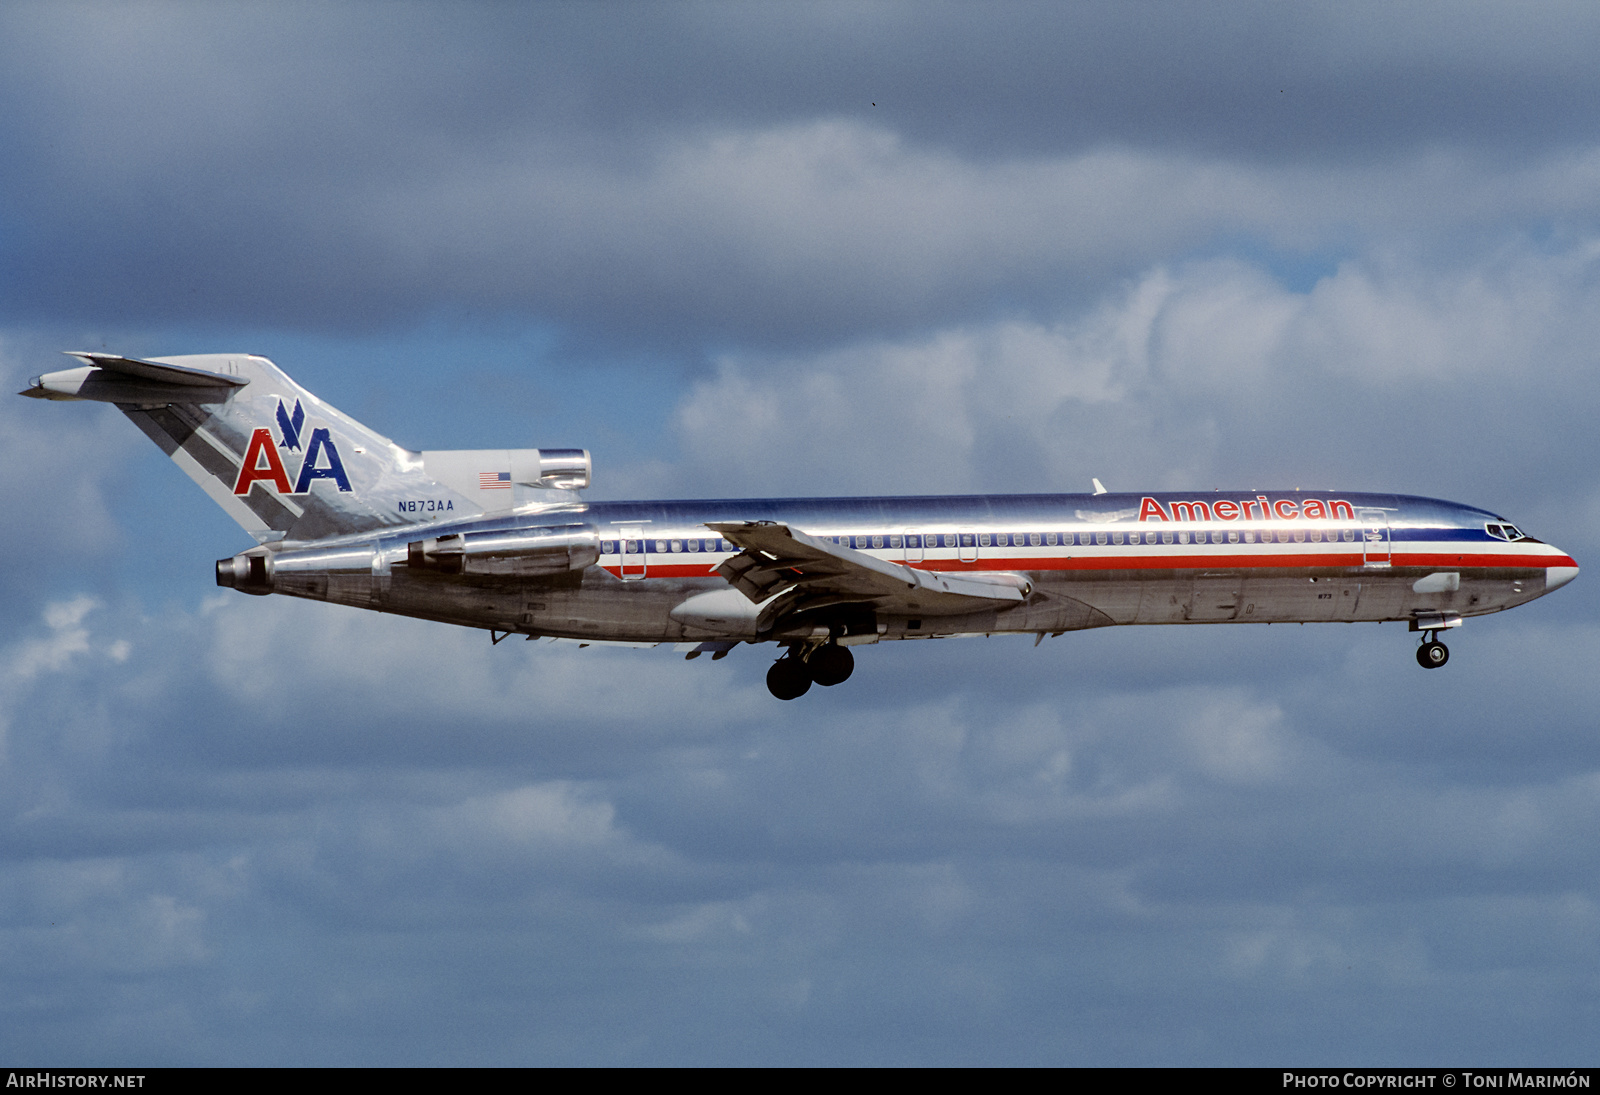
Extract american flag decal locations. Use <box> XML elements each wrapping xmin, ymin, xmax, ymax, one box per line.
<box><xmin>479</xmin><ymin>471</ymin><xmax>512</xmax><ymax>489</ymax></box>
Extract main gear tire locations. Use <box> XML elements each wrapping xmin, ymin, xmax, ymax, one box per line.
<box><xmin>766</xmin><ymin>657</ymin><xmax>812</xmax><ymax>699</ymax></box>
<box><xmin>808</xmin><ymin>644</ymin><xmax>855</xmax><ymax>687</ymax></box>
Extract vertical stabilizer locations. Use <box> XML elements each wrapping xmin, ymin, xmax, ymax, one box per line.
<box><xmin>25</xmin><ymin>354</ymin><xmax>465</xmax><ymax>542</ymax></box>
<box><xmin>23</xmin><ymin>352</ymin><xmax>590</xmax><ymax>543</ymax></box>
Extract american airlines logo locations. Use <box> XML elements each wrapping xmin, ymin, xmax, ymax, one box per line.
<box><xmin>232</xmin><ymin>398</ymin><xmax>353</xmax><ymax>495</ymax></box>
<box><xmin>1138</xmin><ymin>496</ymin><xmax>1357</xmax><ymax>522</ymax></box>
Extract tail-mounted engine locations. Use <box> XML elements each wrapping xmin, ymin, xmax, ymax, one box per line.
<box><xmin>217</xmin><ymin>522</ymin><xmax>601</xmax><ymax>598</ymax></box>
<box><xmin>418</xmin><ymin>448</ymin><xmax>592</xmax><ymax>496</ymax></box>
<box><xmin>406</xmin><ymin>523</ymin><xmax>600</xmax><ymax>577</ymax></box>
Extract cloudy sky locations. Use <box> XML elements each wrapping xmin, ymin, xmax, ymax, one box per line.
<box><xmin>3</xmin><ymin>1</ymin><xmax>1599</xmax><ymax>1065</ymax></box>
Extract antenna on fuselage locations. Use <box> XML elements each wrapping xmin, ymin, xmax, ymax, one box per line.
<box><xmin>1091</xmin><ymin>478</ymin><xmax>1108</xmax><ymax>495</ymax></box>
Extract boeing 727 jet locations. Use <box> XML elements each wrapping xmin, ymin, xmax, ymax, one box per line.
<box><xmin>22</xmin><ymin>353</ymin><xmax>1579</xmax><ymax>698</ymax></box>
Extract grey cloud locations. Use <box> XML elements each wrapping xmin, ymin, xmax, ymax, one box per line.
<box><xmin>6</xmin><ymin>7</ymin><xmax>1600</xmax><ymax>342</ymax></box>
<box><xmin>13</xmin><ymin>3</ymin><xmax>1600</xmax><ymax>162</ymax></box>
<box><xmin>2</xmin><ymin>591</ymin><xmax>1598</xmax><ymax>1062</ymax></box>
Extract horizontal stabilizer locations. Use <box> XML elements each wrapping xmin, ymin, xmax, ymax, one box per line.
<box><xmin>66</xmin><ymin>352</ymin><xmax>250</xmax><ymax>388</ymax></box>
<box><xmin>21</xmin><ymin>353</ymin><xmax>249</xmax><ymax>403</ymax></box>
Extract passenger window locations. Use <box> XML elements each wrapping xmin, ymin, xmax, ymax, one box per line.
<box><xmin>890</xmin><ymin>535</ymin><xmax>903</xmax><ymax>549</ymax></box>
<box><xmin>1162</xmin><ymin>531</ymin><xmax>1174</xmax><ymax>545</ymax></box>
<box><xmin>1308</xmin><ymin>529</ymin><xmax>1320</xmax><ymax>543</ymax></box>
<box><xmin>872</xmin><ymin>534</ymin><xmax>884</xmax><ymax>549</ymax></box>
<box><xmin>1177</xmin><ymin>531</ymin><xmax>1189</xmax><ymax>545</ymax></box>
<box><xmin>671</xmin><ymin>539</ymin><xmax>682</xmax><ymax>553</ymax></box>
<box><xmin>960</xmin><ymin>533</ymin><xmax>976</xmax><ymax>548</ymax></box>
<box><xmin>1228</xmin><ymin>531</ymin><xmax>1240</xmax><ymax>544</ymax></box>
<box><xmin>979</xmin><ymin>533</ymin><xmax>991</xmax><ymax>547</ymax></box>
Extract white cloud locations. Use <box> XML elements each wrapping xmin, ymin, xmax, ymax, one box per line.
<box><xmin>1177</xmin><ymin>693</ymin><xmax>1296</xmax><ymax>786</ymax></box>
<box><xmin>441</xmin><ymin>783</ymin><xmax>624</xmax><ymax>851</ymax></box>
<box><xmin>667</xmin><ymin>244</ymin><xmax>1600</xmax><ymax>511</ymax></box>
<box><xmin>0</xmin><ymin>595</ymin><xmax>124</xmax><ymax>765</ymax></box>
<box><xmin>9</xmin><ymin>595</ymin><xmax>96</xmax><ymax>684</ymax></box>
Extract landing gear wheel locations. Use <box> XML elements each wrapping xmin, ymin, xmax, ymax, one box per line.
<box><xmin>808</xmin><ymin>644</ymin><xmax>854</xmax><ymax>687</ymax></box>
<box><xmin>766</xmin><ymin>656</ymin><xmax>812</xmax><ymax>700</ymax></box>
<box><xmin>1417</xmin><ymin>641</ymin><xmax>1449</xmax><ymax>669</ymax></box>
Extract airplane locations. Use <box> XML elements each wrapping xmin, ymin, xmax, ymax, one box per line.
<box><xmin>22</xmin><ymin>352</ymin><xmax>1579</xmax><ymax>699</ymax></box>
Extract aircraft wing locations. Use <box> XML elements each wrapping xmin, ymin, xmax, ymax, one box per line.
<box><xmin>708</xmin><ymin>520</ymin><xmax>1028</xmax><ymax>617</ymax></box>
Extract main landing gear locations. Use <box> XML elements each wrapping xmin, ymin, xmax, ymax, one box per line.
<box><xmin>766</xmin><ymin>642</ymin><xmax>855</xmax><ymax>700</ymax></box>
<box><xmin>1416</xmin><ymin>631</ymin><xmax>1450</xmax><ymax>669</ymax></box>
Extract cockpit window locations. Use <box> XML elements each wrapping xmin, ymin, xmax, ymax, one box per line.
<box><xmin>1486</xmin><ymin>523</ymin><xmax>1525</xmax><ymax>541</ymax></box>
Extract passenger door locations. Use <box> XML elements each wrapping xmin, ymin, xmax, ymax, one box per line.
<box><xmin>1360</xmin><ymin>509</ymin><xmax>1391</xmax><ymax>568</ymax></box>
<box><xmin>617</xmin><ymin>526</ymin><xmax>647</xmax><ymax>580</ymax></box>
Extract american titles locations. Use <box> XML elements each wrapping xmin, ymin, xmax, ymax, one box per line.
<box><xmin>1138</xmin><ymin>496</ymin><xmax>1356</xmax><ymax>522</ymax></box>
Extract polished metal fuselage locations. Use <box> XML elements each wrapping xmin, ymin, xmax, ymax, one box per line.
<box><xmin>256</xmin><ymin>490</ymin><xmax>1578</xmax><ymax>645</ymax></box>
<box><xmin>24</xmin><ymin>354</ymin><xmax>1575</xmax><ymax>652</ymax></box>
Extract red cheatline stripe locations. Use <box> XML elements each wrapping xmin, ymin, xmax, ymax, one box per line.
<box><xmin>598</xmin><ymin>550</ymin><xmax>1575</xmax><ymax>580</ymax></box>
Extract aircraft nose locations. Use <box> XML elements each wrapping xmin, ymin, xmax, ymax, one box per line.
<box><xmin>1546</xmin><ymin>563</ymin><xmax>1579</xmax><ymax>592</ymax></box>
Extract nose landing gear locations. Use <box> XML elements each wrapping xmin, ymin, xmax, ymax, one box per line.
<box><xmin>766</xmin><ymin>642</ymin><xmax>856</xmax><ymax>699</ymax></box>
<box><xmin>1416</xmin><ymin>630</ymin><xmax>1450</xmax><ymax>669</ymax></box>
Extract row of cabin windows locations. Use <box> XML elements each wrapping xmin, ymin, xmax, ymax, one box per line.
<box><xmin>604</xmin><ymin>537</ymin><xmax>731</xmax><ymax>555</ymax></box>
<box><xmin>599</xmin><ymin>528</ymin><xmax>1365</xmax><ymax>555</ymax></box>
